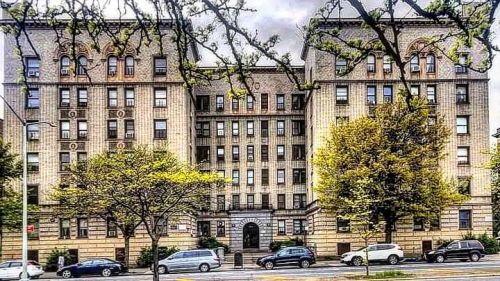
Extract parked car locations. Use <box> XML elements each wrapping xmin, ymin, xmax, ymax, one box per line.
<box><xmin>156</xmin><ymin>249</ymin><xmax>221</xmax><ymax>274</ymax></box>
<box><xmin>0</xmin><ymin>260</ymin><xmax>44</xmax><ymax>280</ymax></box>
<box><xmin>340</xmin><ymin>244</ymin><xmax>404</xmax><ymax>266</ymax></box>
<box><xmin>56</xmin><ymin>258</ymin><xmax>127</xmax><ymax>279</ymax></box>
<box><xmin>424</xmin><ymin>240</ymin><xmax>485</xmax><ymax>263</ymax></box>
<box><xmin>256</xmin><ymin>246</ymin><xmax>316</xmax><ymax>270</ymax></box>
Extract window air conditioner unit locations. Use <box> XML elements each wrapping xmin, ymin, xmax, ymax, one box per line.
<box><xmin>383</xmin><ymin>68</ymin><xmax>392</xmax><ymax>73</ymax></box>
<box><xmin>28</xmin><ymin>70</ymin><xmax>39</xmax><ymax>77</ymax></box>
<box><xmin>338</xmin><ymin>226</ymin><xmax>350</xmax><ymax>232</ymax></box>
<box><xmin>125</xmin><ymin>132</ymin><xmax>134</xmax><ymax>139</ymax></box>
<box><xmin>109</xmin><ymin>70</ymin><xmax>117</xmax><ymax>76</ymax></box>
<box><xmin>411</xmin><ymin>65</ymin><xmax>420</xmax><ymax>72</ymax></box>
<box><xmin>61</xmin><ymin>69</ymin><xmax>69</xmax><ymax>75</ymax></box>
<box><xmin>108</xmin><ymin>231</ymin><xmax>117</xmax><ymax>237</ymax></box>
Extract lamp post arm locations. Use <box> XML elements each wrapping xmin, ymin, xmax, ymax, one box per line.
<box><xmin>0</xmin><ymin>94</ymin><xmax>26</xmax><ymax>126</ymax></box>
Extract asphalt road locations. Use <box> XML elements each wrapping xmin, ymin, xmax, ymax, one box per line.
<box><xmin>38</xmin><ymin>260</ymin><xmax>500</xmax><ymax>280</ymax></box>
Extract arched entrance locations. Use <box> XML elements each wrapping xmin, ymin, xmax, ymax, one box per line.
<box><xmin>243</xmin><ymin>222</ymin><xmax>259</xmax><ymax>249</ymax></box>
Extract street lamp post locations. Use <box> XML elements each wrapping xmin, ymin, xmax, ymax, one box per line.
<box><xmin>0</xmin><ymin>95</ymin><xmax>54</xmax><ymax>281</ymax></box>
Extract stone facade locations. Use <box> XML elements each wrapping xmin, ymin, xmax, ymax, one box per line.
<box><xmin>0</xmin><ymin>18</ymin><xmax>493</xmax><ymax>265</ymax></box>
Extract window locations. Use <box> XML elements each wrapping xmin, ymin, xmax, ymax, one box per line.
<box><xmin>262</xmin><ymin>169</ymin><xmax>269</xmax><ymax>185</ymax></box>
<box><xmin>247</xmin><ymin>96</ymin><xmax>254</xmax><ymax>110</ymax></box>
<box><xmin>293</xmin><ymin>219</ymin><xmax>306</xmax><ymax>234</ymax></box>
<box><xmin>196</xmin><ymin>146</ymin><xmax>210</xmax><ymax>163</ymax></box>
<box><xmin>216</xmin><ymin>121</ymin><xmax>225</xmax><ymax>136</ymax></box>
<box><xmin>337</xmin><ymin>218</ymin><xmax>350</xmax><ymax>232</ymax></box>
<box><xmin>336</xmin><ymin>86</ymin><xmax>348</xmax><ymax>104</ymax></box>
<box><xmin>292</xmin><ymin>94</ymin><xmax>305</xmax><ymax>110</ymax></box>
<box><xmin>455</xmin><ymin>54</ymin><xmax>468</xmax><ymax>73</ymax></box>
<box><xmin>276</xmin><ymin>145</ymin><xmax>285</xmax><ymax>161</ymax></box>
<box><xmin>107</xmin><ymin>218</ymin><xmax>118</xmax><ymax>237</ymax></box>
<box><xmin>77</xmin><ymin>56</ymin><xmax>87</xmax><ymax>75</ymax></box>
<box><xmin>77</xmin><ymin>152</ymin><xmax>87</xmax><ymax>163</ymax></box>
<box><xmin>247</xmin><ymin>145</ymin><xmax>254</xmax><ymax>162</ymax></box>
<box><xmin>108</xmin><ymin>56</ymin><xmax>117</xmax><ymax>76</ymax></box>
<box><xmin>125</xmin><ymin>88</ymin><xmax>135</xmax><ymax>107</ymax></box>
<box><xmin>60</xmin><ymin>218</ymin><xmax>71</xmax><ymax>238</ymax></box>
<box><xmin>277</xmin><ymin>169</ymin><xmax>285</xmax><ymax>184</ymax></box>
<box><xmin>458</xmin><ymin>177</ymin><xmax>471</xmax><ymax>195</ymax></box>
<box><xmin>426</xmin><ymin>54</ymin><xmax>436</xmax><ymax>73</ymax></box>
<box><xmin>293</xmin><ymin>169</ymin><xmax>306</xmax><ymax>184</ymax></box>
<box><xmin>247</xmin><ymin>194</ymin><xmax>255</xmax><ymax>209</ymax></box>
<box><xmin>261</xmin><ymin>93</ymin><xmax>269</xmax><ymax>110</ymax></box>
<box><xmin>292</xmin><ymin>120</ymin><xmax>305</xmax><ymax>136</ymax></box>
<box><xmin>108</xmin><ymin>120</ymin><xmax>117</xmax><ymax>139</ymax></box>
<box><xmin>456</xmin><ymin>85</ymin><xmax>469</xmax><ymax>104</ymax></box>
<box><xmin>410</xmin><ymin>54</ymin><xmax>420</xmax><ymax>72</ymax></box>
<box><xmin>60</xmin><ymin>121</ymin><xmax>70</xmax><ymax>139</ymax></box>
<box><xmin>154</xmin><ymin>57</ymin><xmax>167</xmax><ymax>75</ymax></box>
<box><xmin>383</xmin><ymin>85</ymin><xmax>393</xmax><ymax>103</ymax></box>
<box><xmin>27</xmin><ymin>122</ymin><xmax>39</xmax><ymax>141</ymax></box>
<box><xmin>196</xmin><ymin>122</ymin><xmax>210</xmax><ymax>137</ymax></box>
<box><xmin>231</xmin><ymin>98</ymin><xmax>239</xmax><ymax>110</ymax></box>
<box><xmin>217</xmin><ymin>221</ymin><xmax>225</xmax><ymax>237</ymax></box>
<box><xmin>60</xmin><ymin>56</ymin><xmax>70</xmax><ymax>75</ymax></box>
<box><xmin>216</xmin><ymin>146</ymin><xmax>225</xmax><ymax>162</ymax></box>
<box><xmin>367</xmin><ymin>54</ymin><xmax>376</xmax><ymax>72</ymax></box>
<box><xmin>278</xmin><ymin>220</ymin><xmax>286</xmax><ymax>235</ymax></box>
<box><xmin>459</xmin><ymin>210</ymin><xmax>472</xmax><ymax>229</ymax></box>
<box><xmin>232</xmin><ymin>194</ymin><xmax>240</xmax><ymax>210</ymax></box>
<box><xmin>77</xmin><ymin>218</ymin><xmax>88</xmax><ymax>238</ymax></box>
<box><xmin>154</xmin><ymin>120</ymin><xmax>167</xmax><ymax>139</ymax></box>
<box><xmin>247</xmin><ymin>121</ymin><xmax>254</xmax><ymax>136</ymax></box>
<box><xmin>196</xmin><ymin>96</ymin><xmax>210</xmax><ymax>111</ymax></box>
<box><xmin>154</xmin><ymin>88</ymin><xmax>167</xmax><ymax>107</ymax></box>
<box><xmin>216</xmin><ymin>170</ymin><xmax>225</xmax><ymax>178</ymax></box>
<box><xmin>76</xmin><ymin>88</ymin><xmax>88</xmax><ymax>107</ymax></box>
<box><xmin>261</xmin><ymin>120</ymin><xmax>269</xmax><ymax>137</ymax></box>
<box><xmin>108</xmin><ymin>88</ymin><xmax>118</xmax><ymax>107</ymax></box>
<box><xmin>60</xmin><ymin>88</ymin><xmax>70</xmax><ymax>107</ymax></box>
<box><xmin>292</xmin><ymin>145</ymin><xmax>306</xmax><ymax>160</ymax></box>
<box><xmin>247</xmin><ymin>169</ymin><xmax>254</xmax><ymax>186</ymax></box>
<box><xmin>28</xmin><ymin>219</ymin><xmax>39</xmax><ymax>240</ymax></box>
<box><xmin>383</xmin><ymin>55</ymin><xmax>392</xmax><ymax>73</ymax></box>
<box><xmin>232</xmin><ymin>146</ymin><xmax>239</xmax><ymax>162</ymax></box>
<box><xmin>276</xmin><ymin>94</ymin><xmax>285</xmax><ymax>110</ymax></box>
<box><xmin>27</xmin><ymin>185</ymin><xmax>39</xmax><ymax>205</ymax></box>
<box><xmin>125</xmin><ymin>56</ymin><xmax>134</xmax><ymax>76</ymax></box>
<box><xmin>457</xmin><ymin>147</ymin><xmax>470</xmax><ymax>165</ymax></box>
<box><xmin>232</xmin><ymin>121</ymin><xmax>239</xmax><ymax>136</ymax></box>
<box><xmin>232</xmin><ymin>170</ymin><xmax>240</xmax><ymax>185</ymax></box>
<box><xmin>456</xmin><ymin>116</ymin><xmax>469</xmax><ymax>134</ymax></box>
<box><xmin>335</xmin><ymin>57</ymin><xmax>347</xmax><ymax>74</ymax></box>
<box><xmin>367</xmin><ymin>86</ymin><xmax>376</xmax><ymax>105</ymax></box>
<box><xmin>125</xmin><ymin>120</ymin><xmax>135</xmax><ymax>139</ymax></box>
<box><xmin>427</xmin><ymin>85</ymin><xmax>436</xmax><ymax>104</ymax></box>
<box><xmin>262</xmin><ymin>194</ymin><xmax>270</xmax><ymax>209</ymax></box>
<box><xmin>27</xmin><ymin>250</ymin><xmax>39</xmax><ymax>262</ymax></box>
<box><xmin>77</xmin><ymin>121</ymin><xmax>87</xmax><ymax>139</ymax></box>
<box><xmin>27</xmin><ymin>153</ymin><xmax>39</xmax><ymax>172</ymax></box>
<box><xmin>217</xmin><ymin>195</ymin><xmax>225</xmax><ymax>211</ymax></box>
<box><xmin>26</xmin><ymin>57</ymin><xmax>40</xmax><ymax>77</ymax></box>
<box><xmin>413</xmin><ymin>217</ymin><xmax>424</xmax><ymax>231</ymax></box>
<box><xmin>410</xmin><ymin>85</ymin><xmax>420</xmax><ymax>98</ymax></box>
<box><xmin>26</xmin><ymin>88</ymin><xmax>40</xmax><ymax>108</ymax></box>
<box><xmin>277</xmin><ymin>120</ymin><xmax>285</xmax><ymax>136</ymax></box>
<box><xmin>293</xmin><ymin>194</ymin><xmax>306</xmax><ymax>209</ymax></box>
<box><xmin>60</xmin><ymin>152</ymin><xmax>70</xmax><ymax>171</ymax></box>
<box><xmin>156</xmin><ymin>217</ymin><xmax>168</xmax><ymax>236</ymax></box>
<box><xmin>216</xmin><ymin>95</ymin><xmax>224</xmax><ymax>111</ymax></box>
<box><xmin>261</xmin><ymin>145</ymin><xmax>269</xmax><ymax>161</ymax></box>
<box><xmin>277</xmin><ymin>194</ymin><xmax>285</xmax><ymax>209</ymax></box>
<box><xmin>430</xmin><ymin>217</ymin><xmax>440</xmax><ymax>230</ymax></box>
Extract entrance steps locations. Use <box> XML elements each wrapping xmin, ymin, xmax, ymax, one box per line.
<box><xmin>223</xmin><ymin>250</ymin><xmax>271</xmax><ymax>265</ymax></box>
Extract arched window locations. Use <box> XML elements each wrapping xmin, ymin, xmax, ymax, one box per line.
<box><xmin>125</xmin><ymin>56</ymin><xmax>134</xmax><ymax>76</ymax></box>
<box><xmin>410</xmin><ymin>54</ymin><xmax>420</xmax><ymax>72</ymax></box>
<box><xmin>60</xmin><ymin>56</ymin><xmax>70</xmax><ymax>76</ymax></box>
<box><xmin>367</xmin><ymin>54</ymin><xmax>376</xmax><ymax>73</ymax></box>
<box><xmin>77</xmin><ymin>56</ymin><xmax>87</xmax><ymax>75</ymax></box>
<box><xmin>335</xmin><ymin>57</ymin><xmax>347</xmax><ymax>74</ymax></box>
<box><xmin>108</xmin><ymin>56</ymin><xmax>117</xmax><ymax>76</ymax></box>
<box><xmin>383</xmin><ymin>55</ymin><xmax>392</xmax><ymax>73</ymax></box>
<box><xmin>426</xmin><ymin>53</ymin><xmax>436</xmax><ymax>73</ymax></box>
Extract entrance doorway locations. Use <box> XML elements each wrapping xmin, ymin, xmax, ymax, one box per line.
<box><xmin>243</xmin><ymin>222</ymin><xmax>259</xmax><ymax>249</ymax></box>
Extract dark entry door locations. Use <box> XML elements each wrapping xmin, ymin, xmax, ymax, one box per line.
<box><xmin>243</xmin><ymin>223</ymin><xmax>259</xmax><ymax>249</ymax></box>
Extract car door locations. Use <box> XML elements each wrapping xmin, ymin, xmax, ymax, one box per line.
<box><xmin>287</xmin><ymin>248</ymin><xmax>303</xmax><ymax>264</ymax></box>
<box><xmin>367</xmin><ymin>245</ymin><xmax>378</xmax><ymax>261</ymax></box>
<box><xmin>446</xmin><ymin>242</ymin><xmax>460</xmax><ymax>259</ymax></box>
<box><xmin>185</xmin><ymin>251</ymin><xmax>199</xmax><ymax>271</ymax></box>
<box><xmin>459</xmin><ymin>241</ymin><xmax>470</xmax><ymax>258</ymax></box>
<box><xmin>275</xmin><ymin>249</ymin><xmax>291</xmax><ymax>266</ymax></box>
<box><xmin>90</xmin><ymin>259</ymin><xmax>105</xmax><ymax>275</ymax></box>
<box><xmin>8</xmin><ymin>262</ymin><xmax>22</xmax><ymax>279</ymax></box>
<box><xmin>0</xmin><ymin>262</ymin><xmax>10</xmax><ymax>279</ymax></box>
<box><xmin>167</xmin><ymin>252</ymin><xmax>184</xmax><ymax>271</ymax></box>
<box><xmin>78</xmin><ymin>260</ymin><xmax>94</xmax><ymax>276</ymax></box>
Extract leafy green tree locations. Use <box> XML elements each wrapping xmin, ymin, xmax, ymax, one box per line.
<box><xmin>0</xmin><ymin>138</ymin><xmax>21</xmax><ymax>186</ymax></box>
<box><xmin>315</xmin><ymin>93</ymin><xmax>465</xmax><ymax>243</ymax></box>
<box><xmin>487</xmin><ymin>143</ymin><xmax>500</xmax><ymax>235</ymax></box>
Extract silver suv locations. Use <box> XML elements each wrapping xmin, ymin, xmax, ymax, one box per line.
<box><xmin>157</xmin><ymin>249</ymin><xmax>221</xmax><ymax>274</ymax></box>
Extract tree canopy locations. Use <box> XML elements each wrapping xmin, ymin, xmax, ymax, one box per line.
<box><xmin>487</xmin><ymin>143</ymin><xmax>500</xmax><ymax>236</ymax></box>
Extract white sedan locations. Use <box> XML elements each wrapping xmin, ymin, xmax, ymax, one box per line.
<box><xmin>0</xmin><ymin>260</ymin><xmax>44</xmax><ymax>280</ymax></box>
<box><xmin>340</xmin><ymin>244</ymin><xmax>404</xmax><ymax>266</ymax></box>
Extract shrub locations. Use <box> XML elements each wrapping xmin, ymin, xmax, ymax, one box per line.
<box><xmin>197</xmin><ymin>236</ymin><xmax>230</xmax><ymax>254</ymax></box>
<box><xmin>45</xmin><ymin>248</ymin><xmax>77</xmax><ymax>272</ymax></box>
<box><xmin>463</xmin><ymin>232</ymin><xmax>499</xmax><ymax>254</ymax></box>
<box><xmin>269</xmin><ymin>237</ymin><xmax>304</xmax><ymax>252</ymax></box>
<box><xmin>136</xmin><ymin>246</ymin><xmax>179</xmax><ymax>268</ymax></box>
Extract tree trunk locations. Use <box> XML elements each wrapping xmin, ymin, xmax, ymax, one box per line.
<box><xmin>364</xmin><ymin>238</ymin><xmax>369</xmax><ymax>276</ymax></box>
<box><xmin>123</xmin><ymin>235</ymin><xmax>130</xmax><ymax>270</ymax></box>
<box><xmin>151</xmin><ymin>238</ymin><xmax>160</xmax><ymax>281</ymax></box>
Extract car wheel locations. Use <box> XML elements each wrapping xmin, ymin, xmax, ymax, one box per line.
<box><xmin>199</xmin><ymin>263</ymin><xmax>210</xmax><ymax>272</ymax></box>
<box><xmin>158</xmin><ymin>265</ymin><xmax>168</xmax><ymax>274</ymax></box>
<box><xmin>101</xmin><ymin>268</ymin><xmax>112</xmax><ymax>277</ymax></box>
<box><xmin>300</xmin><ymin>259</ymin><xmax>310</xmax><ymax>268</ymax></box>
<box><xmin>18</xmin><ymin>273</ymin><xmax>30</xmax><ymax>279</ymax></box>
<box><xmin>435</xmin><ymin>255</ymin><xmax>445</xmax><ymax>263</ymax></box>
<box><xmin>264</xmin><ymin>261</ymin><xmax>274</xmax><ymax>270</ymax></box>
<box><xmin>61</xmin><ymin>269</ymin><xmax>72</xmax><ymax>279</ymax></box>
<box><xmin>352</xmin><ymin>256</ymin><xmax>363</xmax><ymax>266</ymax></box>
<box><xmin>470</xmin><ymin>253</ymin><xmax>480</xmax><ymax>262</ymax></box>
<box><xmin>387</xmin><ymin>254</ymin><xmax>399</xmax><ymax>265</ymax></box>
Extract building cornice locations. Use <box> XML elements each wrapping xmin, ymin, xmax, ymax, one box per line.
<box><xmin>313</xmin><ymin>78</ymin><xmax>490</xmax><ymax>84</ymax></box>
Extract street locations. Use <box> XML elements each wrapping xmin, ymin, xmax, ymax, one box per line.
<box><xmin>38</xmin><ymin>259</ymin><xmax>500</xmax><ymax>280</ymax></box>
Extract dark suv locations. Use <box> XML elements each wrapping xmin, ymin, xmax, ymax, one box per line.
<box><xmin>256</xmin><ymin>246</ymin><xmax>316</xmax><ymax>270</ymax></box>
<box><xmin>424</xmin><ymin>240</ymin><xmax>485</xmax><ymax>263</ymax></box>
